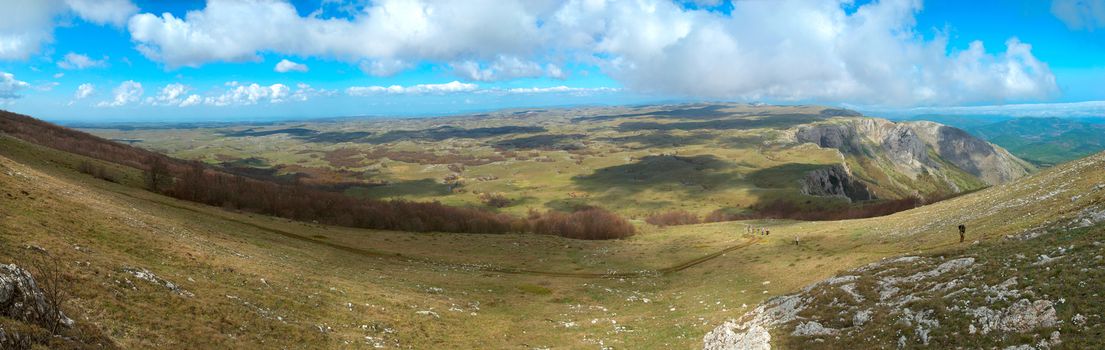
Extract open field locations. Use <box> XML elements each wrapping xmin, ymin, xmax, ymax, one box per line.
<box><xmin>3</xmin><ymin>116</ymin><xmax>1101</xmax><ymax>347</ymax></box>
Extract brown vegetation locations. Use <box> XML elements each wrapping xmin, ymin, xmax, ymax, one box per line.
<box><xmin>77</xmin><ymin>161</ymin><xmax>117</xmax><ymax>183</ymax></box>
<box><xmin>645</xmin><ymin>210</ymin><xmax>701</xmax><ymax>227</ymax></box>
<box><xmin>527</xmin><ymin>207</ymin><xmax>636</xmax><ymax>240</ymax></box>
<box><xmin>322</xmin><ymin>148</ymin><xmax>366</xmax><ymax>168</ymax></box>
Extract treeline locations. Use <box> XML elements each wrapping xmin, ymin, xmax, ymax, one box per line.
<box><xmin>161</xmin><ymin>160</ymin><xmax>634</xmax><ymax>238</ymax></box>
<box><xmin>0</xmin><ymin>110</ymin><xmax>635</xmax><ymax>239</ymax></box>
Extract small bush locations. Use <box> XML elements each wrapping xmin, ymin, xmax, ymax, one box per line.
<box><xmin>645</xmin><ymin>210</ymin><xmax>701</xmax><ymax>227</ymax></box>
<box><xmin>77</xmin><ymin>161</ymin><xmax>117</xmax><ymax>183</ymax></box>
<box><xmin>478</xmin><ymin>192</ymin><xmax>512</xmax><ymax>208</ymax></box>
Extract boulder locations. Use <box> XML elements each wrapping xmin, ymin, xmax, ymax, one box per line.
<box><xmin>0</xmin><ymin>264</ymin><xmax>73</xmax><ymax>329</ymax></box>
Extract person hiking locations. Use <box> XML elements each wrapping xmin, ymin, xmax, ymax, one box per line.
<box><xmin>958</xmin><ymin>224</ymin><xmax>966</xmax><ymax>243</ymax></box>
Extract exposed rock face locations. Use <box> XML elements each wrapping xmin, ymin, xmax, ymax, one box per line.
<box><xmin>703</xmin><ymin>226</ymin><xmax>1094</xmax><ymax>350</ymax></box>
<box><xmin>703</xmin><ymin>294</ymin><xmax>805</xmax><ymax>350</ymax></box>
<box><xmin>793</xmin><ymin>118</ymin><xmax>1032</xmax><ymax>191</ymax></box>
<box><xmin>918</xmin><ymin>123</ymin><xmax>1032</xmax><ymax>185</ymax></box>
<box><xmin>0</xmin><ymin>264</ymin><xmax>73</xmax><ymax>330</ymax></box>
<box><xmin>794</xmin><ymin>124</ymin><xmax>862</xmax><ymax>154</ymax></box>
<box><xmin>800</xmin><ymin>164</ymin><xmax>874</xmax><ymax>202</ymax></box>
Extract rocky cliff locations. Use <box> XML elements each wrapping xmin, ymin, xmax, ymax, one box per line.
<box><xmin>799</xmin><ymin>164</ymin><xmax>874</xmax><ymax>202</ymax></box>
<box><xmin>792</xmin><ymin>118</ymin><xmax>1033</xmax><ymax>198</ymax></box>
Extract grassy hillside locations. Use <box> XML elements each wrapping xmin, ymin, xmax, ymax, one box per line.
<box><xmin>1</xmin><ymin>119</ymin><xmax>1100</xmax><ymax>348</ymax></box>
<box><xmin>706</xmin><ymin>148</ymin><xmax>1105</xmax><ymax>347</ymax></box>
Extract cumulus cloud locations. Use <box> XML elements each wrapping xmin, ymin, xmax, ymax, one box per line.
<box><xmin>290</xmin><ymin>83</ymin><xmax>333</xmax><ymax>101</ymax></box>
<box><xmin>450</xmin><ymin>56</ymin><xmax>551</xmax><ymax>82</ymax></box>
<box><xmin>578</xmin><ymin>0</ymin><xmax>1057</xmax><ymax>105</ymax></box>
<box><xmin>123</xmin><ymin>0</ymin><xmax>1056</xmax><ymax>106</ymax></box>
<box><xmin>179</xmin><ymin>94</ymin><xmax>202</xmax><ymax>107</ymax></box>
<box><xmin>97</xmin><ymin>80</ymin><xmax>143</xmax><ymax>107</ymax></box>
<box><xmin>204</xmin><ymin>82</ymin><xmax>292</xmax><ymax>106</ymax></box>
<box><xmin>64</xmin><ymin>0</ymin><xmax>138</xmax><ymax>26</ymax></box>
<box><xmin>74</xmin><ymin>83</ymin><xmax>95</xmax><ymax>99</ymax></box>
<box><xmin>58</xmin><ymin>52</ymin><xmax>108</xmax><ymax>69</ymax></box>
<box><xmin>346</xmin><ymin>81</ymin><xmax>478</xmax><ymax>95</ymax></box>
<box><xmin>145</xmin><ymin>83</ymin><xmax>194</xmax><ymax>106</ymax></box>
<box><xmin>0</xmin><ymin>0</ymin><xmax>138</xmax><ymax>60</ymax></box>
<box><xmin>274</xmin><ymin>58</ymin><xmax>308</xmax><ymax>73</ymax></box>
<box><xmin>0</xmin><ymin>72</ymin><xmax>31</xmax><ymax>101</ymax></box>
<box><xmin>127</xmin><ymin>0</ymin><xmax>552</xmax><ymax>68</ymax></box>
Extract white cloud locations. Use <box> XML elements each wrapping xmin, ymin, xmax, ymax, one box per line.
<box><xmin>124</xmin><ymin>0</ymin><xmax>1056</xmax><ymax>106</ymax></box>
<box><xmin>1051</xmin><ymin>0</ymin><xmax>1105</xmax><ymax>30</ymax></box>
<box><xmin>867</xmin><ymin>100</ymin><xmax>1105</xmax><ymax>118</ymax></box>
<box><xmin>64</xmin><ymin>0</ymin><xmax>138</xmax><ymax>26</ymax></box>
<box><xmin>57</xmin><ymin>52</ymin><xmax>108</xmax><ymax>69</ymax></box>
<box><xmin>0</xmin><ymin>0</ymin><xmax>137</xmax><ymax>60</ymax></box>
<box><xmin>204</xmin><ymin>82</ymin><xmax>292</xmax><ymax>106</ymax></box>
<box><xmin>360</xmin><ymin>58</ymin><xmax>411</xmax><ymax>77</ymax></box>
<box><xmin>147</xmin><ymin>83</ymin><xmax>192</xmax><ymax>106</ymax></box>
<box><xmin>97</xmin><ymin>80</ymin><xmax>143</xmax><ymax>107</ymax></box>
<box><xmin>53</xmin><ymin>72</ymin><xmax>64</xmax><ymax>78</ymax></box>
<box><xmin>290</xmin><ymin>83</ymin><xmax>333</xmax><ymax>101</ymax></box>
<box><xmin>34</xmin><ymin>82</ymin><xmax>60</xmax><ymax>92</ymax></box>
<box><xmin>450</xmin><ymin>56</ymin><xmax>550</xmax><ymax>82</ymax></box>
<box><xmin>346</xmin><ymin>81</ymin><xmax>478</xmax><ymax>96</ymax></box>
<box><xmin>274</xmin><ymin>58</ymin><xmax>308</xmax><ymax>73</ymax></box>
<box><xmin>179</xmin><ymin>94</ymin><xmax>202</xmax><ymax>107</ymax></box>
<box><xmin>74</xmin><ymin>83</ymin><xmax>94</xmax><ymax>99</ymax></box>
<box><xmin>0</xmin><ymin>72</ymin><xmax>31</xmax><ymax>100</ymax></box>
<box><xmin>503</xmin><ymin>86</ymin><xmax>618</xmax><ymax>94</ymax></box>
<box><xmin>127</xmin><ymin>0</ymin><xmax>551</xmax><ymax>68</ymax></box>
<box><xmin>572</xmin><ymin>0</ymin><xmax>1057</xmax><ymax>106</ymax></box>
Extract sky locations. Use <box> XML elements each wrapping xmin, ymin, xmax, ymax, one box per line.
<box><xmin>2</xmin><ymin>0</ymin><xmax>1105</xmax><ymax>122</ymax></box>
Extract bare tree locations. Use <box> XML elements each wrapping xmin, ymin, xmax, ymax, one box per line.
<box><xmin>144</xmin><ymin>155</ymin><xmax>169</xmax><ymax>192</ymax></box>
<box><xmin>29</xmin><ymin>252</ymin><xmax>67</xmax><ymax>334</ymax></box>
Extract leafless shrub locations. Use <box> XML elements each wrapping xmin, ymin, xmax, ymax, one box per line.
<box><xmin>645</xmin><ymin>210</ymin><xmax>701</xmax><ymax>227</ymax></box>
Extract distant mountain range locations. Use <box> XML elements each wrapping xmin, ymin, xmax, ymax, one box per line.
<box><xmin>902</xmin><ymin>115</ymin><xmax>1105</xmax><ymax>167</ymax></box>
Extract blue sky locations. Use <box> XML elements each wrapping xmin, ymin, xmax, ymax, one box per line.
<box><xmin>2</xmin><ymin>0</ymin><xmax>1105</xmax><ymax>122</ymax></box>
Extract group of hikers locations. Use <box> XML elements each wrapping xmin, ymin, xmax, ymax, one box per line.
<box><xmin>742</xmin><ymin>223</ymin><xmax>968</xmax><ymax>246</ymax></box>
<box><xmin>747</xmin><ymin>224</ymin><xmax>804</xmax><ymax>246</ymax></box>
<box><xmin>745</xmin><ymin>225</ymin><xmax>770</xmax><ymax>236</ymax></box>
